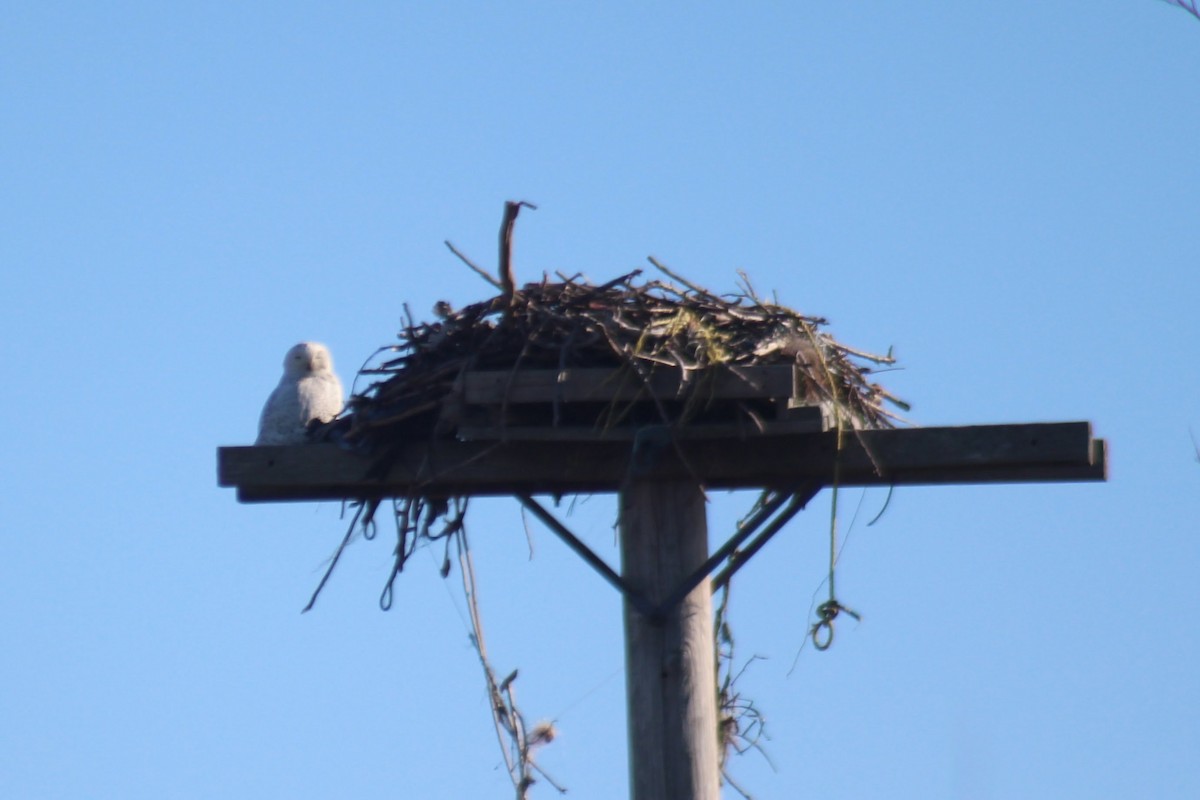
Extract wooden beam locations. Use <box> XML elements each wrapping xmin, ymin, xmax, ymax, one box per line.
<box><xmin>455</xmin><ymin>409</ymin><xmax>826</xmax><ymax>442</ymax></box>
<box><xmin>620</xmin><ymin>480</ymin><xmax>719</xmax><ymax>800</ymax></box>
<box><xmin>462</xmin><ymin>365</ymin><xmax>797</xmax><ymax>404</ymax></box>
<box><xmin>217</xmin><ymin>422</ymin><xmax>1107</xmax><ymax>502</ymax></box>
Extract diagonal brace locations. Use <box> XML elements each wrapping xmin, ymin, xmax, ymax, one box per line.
<box><xmin>650</xmin><ymin>485</ymin><xmax>817</xmax><ymax>617</ymax></box>
<box><xmin>711</xmin><ymin>483</ymin><xmax>822</xmax><ymax>591</ymax></box>
<box><xmin>517</xmin><ymin>494</ymin><xmax>658</xmax><ymax>617</ymax></box>
<box><xmin>519</xmin><ymin>483</ymin><xmax>822</xmax><ymax>622</ymax></box>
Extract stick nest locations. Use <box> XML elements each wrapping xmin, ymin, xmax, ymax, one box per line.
<box><xmin>333</xmin><ymin>264</ymin><xmax>907</xmax><ymax>451</ymax></box>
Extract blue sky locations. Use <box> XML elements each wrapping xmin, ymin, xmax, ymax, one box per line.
<box><xmin>2</xmin><ymin>3</ymin><xmax>1197</xmax><ymax>798</ymax></box>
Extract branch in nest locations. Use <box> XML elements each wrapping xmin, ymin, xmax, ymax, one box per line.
<box><xmin>500</xmin><ymin>200</ymin><xmax>538</xmax><ymax>300</ymax></box>
<box><xmin>445</xmin><ymin>240</ymin><xmax>503</xmax><ymax>290</ymax></box>
<box><xmin>647</xmin><ymin>257</ymin><xmax>726</xmax><ymax>306</ymax></box>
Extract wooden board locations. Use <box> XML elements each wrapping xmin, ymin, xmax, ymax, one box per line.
<box><xmin>455</xmin><ymin>405</ymin><xmax>827</xmax><ymax>441</ymax></box>
<box><xmin>461</xmin><ymin>365</ymin><xmax>798</xmax><ymax>404</ymax></box>
<box><xmin>218</xmin><ymin>421</ymin><xmax>1107</xmax><ymax>502</ymax></box>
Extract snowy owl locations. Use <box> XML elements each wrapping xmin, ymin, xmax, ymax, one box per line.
<box><xmin>256</xmin><ymin>342</ymin><xmax>345</xmax><ymax>445</ymax></box>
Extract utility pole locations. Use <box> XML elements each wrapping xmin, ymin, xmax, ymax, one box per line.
<box><xmin>220</xmin><ymin>205</ymin><xmax>1107</xmax><ymax>796</ymax></box>
<box><xmin>620</xmin><ymin>479</ymin><xmax>719</xmax><ymax>800</ymax></box>
<box><xmin>220</xmin><ymin>411</ymin><xmax>1106</xmax><ymax>799</ymax></box>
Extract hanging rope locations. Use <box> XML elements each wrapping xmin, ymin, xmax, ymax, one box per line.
<box><xmin>808</xmin><ymin>446</ymin><xmax>863</xmax><ymax>650</ymax></box>
<box><xmin>810</xmin><ymin>472</ymin><xmax>865</xmax><ymax>650</ymax></box>
<box><xmin>798</xmin><ymin>319</ymin><xmax>861</xmax><ymax>652</ymax></box>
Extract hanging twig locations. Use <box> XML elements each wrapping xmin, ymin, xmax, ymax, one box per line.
<box><xmin>456</xmin><ymin>525</ymin><xmax>562</xmax><ymax>798</ymax></box>
<box><xmin>301</xmin><ymin>499</ymin><xmax>372</xmax><ymax>613</ymax></box>
<box><xmin>715</xmin><ymin>584</ymin><xmax>774</xmax><ymax>798</ymax></box>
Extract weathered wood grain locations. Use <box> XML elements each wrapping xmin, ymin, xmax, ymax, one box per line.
<box><xmin>218</xmin><ymin>421</ymin><xmax>1107</xmax><ymax>502</ymax></box>
<box><xmin>462</xmin><ymin>365</ymin><xmax>798</xmax><ymax>404</ymax></box>
<box><xmin>620</xmin><ymin>481</ymin><xmax>719</xmax><ymax>800</ymax></box>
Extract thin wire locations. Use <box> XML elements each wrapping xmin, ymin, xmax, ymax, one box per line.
<box><xmin>549</xmin><ymin>667</ymin><xmax>623</xmax><ymax>725</ymax></box>
<box><xmin>424</xmin><ymin>543</ymin><xmax>473</xmax><ymax>634</ymax></box>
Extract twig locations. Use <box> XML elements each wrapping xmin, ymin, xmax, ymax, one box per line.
<box><xmin>829</xmin><ymin>340</ymin><xmax>897</xmax><ymax>364</ymax></box>
<box><xmin>647</xmin><ymin>256</ymin><xmax>723</xmax><ymax>303</ymax></box>
<box><xmin>445</xmin><ymin>240</ymin><xmax>503</xmax><ymax>290</ymax></box>
<box><xmin>715</xmin><ymin>583</ymin><xmax>774</xmax><ymax>796</ymax></box>
<box><xmin>301</xmin><ymin>500</ymin><xmax>369</xmax><ymax>613</ymax></box>
<box><xmin>455</xmin><ymin>526</ymin><xmax>556</xmax><ymax>798</ymax></box>
<box><xmin>1163</xmin><ymin>0</ymin><xmax>1200</xmax><ymax>21</ymax></box>
<box><xmin>735</xmin><ymin>269</ymin><xmax>762</xmax><ymax>304</ymax></box>
<box><xmin>457</xmin><ymin>530</ymin><xmax>519</xmax><ymax>787</ymax></box>
<box><xmin>724</xmin><ymin>770</ymin><xmax>756</xmax><ymax>800</ymax></box>
<box><xmin>500</xmin><ymin>200</ymin><xmax>538</xmax><ymax>300</ymax></box>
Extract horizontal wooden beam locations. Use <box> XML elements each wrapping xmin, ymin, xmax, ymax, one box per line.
<box><xmin>217</xmin><ymin>421</ymin><xmax>1106</xmax><ymax>503</ymax></box>
<box><xmin>456</xmin><ymin>405</ymin><xmax>826</xmax><ymax>442</ymax></box>
<box><xmin>463</xmin><ymin>365</ymin><xmax>797</xmax><ymax>404</ymax></box>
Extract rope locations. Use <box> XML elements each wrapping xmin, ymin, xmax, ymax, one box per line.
<box><xmin>810</xmin><ymin>598</ymin><xmax>861</xmax><ymax>652</ymax></box>
<box><xmin>809</xmin><ymin>420</ymin><xmax>861</xmax><ymax>651</ymax></box>
<box><xmin>798</xmin><ymin>318</ymin><xmax>861</xmax><ymax>652</ymax></box>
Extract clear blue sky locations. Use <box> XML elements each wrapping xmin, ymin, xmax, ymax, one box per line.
<box><xmin>3</xmin><ymin>3</ymin><xmax>1197</xmax><ymax>798</ymax></box>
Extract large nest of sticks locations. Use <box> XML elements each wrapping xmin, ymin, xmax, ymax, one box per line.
<box><xmin>335</xmin><ymin>260</ymin><xmax>907</xmax><ymax>451</ymax></box>
<box><xmin>304</xmin><ymin>207</ymin><xmax>908</xmax><ymax>624</ymax></box>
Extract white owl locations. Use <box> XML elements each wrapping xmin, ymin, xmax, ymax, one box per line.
<box><xmin>256</xmin><ymin>342</ymin><xmax>345</xmax><ymax>445</ymax></box>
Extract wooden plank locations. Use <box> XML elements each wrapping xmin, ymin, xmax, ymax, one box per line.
<box><xmin>462</xmin><ymin>365</ymin><xmax>796</xmax><ymax>404</ymax></box>
<box><xmin>455</xmin><ymin>406</ymin><xmax>827</xmax><ymax>441</ymax></box>
<box><xmin>218</xmin><ymin>421</ymin><xmax>1107</xmax><ymax>502</ymax></box>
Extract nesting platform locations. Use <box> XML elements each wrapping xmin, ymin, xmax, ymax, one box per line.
<box><xmin>220</xmin><ymin>229</ymin><xmax>1111</xmax><ymax>800</ymax></box>
<box><xmin>220</xmin><ymin>275</ymin><xmax>1106</xmax><ymax>502</ymax></box>
<box><xmin>218</xmin><ymin>365</ymin><xmax>1106</xmax><ymax>501</ymax></box>
<box><xmin>448</xmin><ymin>364</ymin><xmax>830</xmax><ymax>441</ymax></box>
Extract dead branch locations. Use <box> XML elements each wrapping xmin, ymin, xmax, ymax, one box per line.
<box><xmin>499</xmin><ymin>200</ymin><xmax>537</xmax><ymax>300</ymax></box>
<box><xmin>445</xmin><ymin>240</ymin><xmax>503</xmax><ymax>290</ymax></box>
<box><xmin>456</xmin><ymin>526</ymin><xmax>560</xmax><ymax>798</ymax></box>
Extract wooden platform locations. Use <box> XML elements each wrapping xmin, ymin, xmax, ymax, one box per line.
<box><xmin>218</xmin><ymin>421</ymin><xmax>1107</xmax><ymax>502</ymax></box>
<box><xmin>460</xmin><ymin>365</ymin><xmax>799</xmax><ymax>404</ymax></box>
<box><xmin>444</xmin><ymin>364</ymin><xmax>830</xmax><ymax>440</ymax></box>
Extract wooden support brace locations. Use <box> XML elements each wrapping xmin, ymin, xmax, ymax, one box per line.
<box><xmin>653</xmin><ymin>485</ymin><xmax>818</xmax><ymax>615</ymax></box>
<box><xmin>519</xmin><ymin>484</ymin><xmax>822</xmax><ymax>622</ymax></box>
<box><xmin>710</xmin><ymin>487</ymin><xmax>820</xmax><ymax>591</ymax></box>
<box><xmin>516</xmin><ymin>494</ymin><xmax>657</xmax><ymax>618</ymax></box>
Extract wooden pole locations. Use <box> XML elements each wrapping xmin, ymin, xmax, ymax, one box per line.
<box><xmin>620</xmin><ymin>479</ymin><xmax>720</xmax><ymax>800</ymax></box>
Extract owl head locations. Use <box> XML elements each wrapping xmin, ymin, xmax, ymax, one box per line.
<box><xmin>283</xmin><ymin>342</ymin><xmax>334</xmax><ymax>376</ymax></box>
